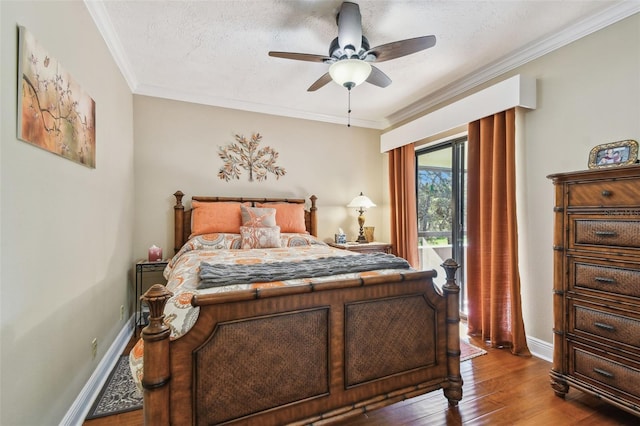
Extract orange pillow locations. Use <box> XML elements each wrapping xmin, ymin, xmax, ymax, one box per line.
<box><xmin>190</xmin><ymin>201</ymin><xmax>246</xmax><ymax>237</ymax></box>
<box><xmin>256</xmin><ymin>202</ymin><xmax>307</xmax><ymax>233</ymax></box>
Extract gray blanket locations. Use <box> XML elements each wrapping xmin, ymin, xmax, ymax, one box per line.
<box><xmin>198</xmin><ymin>253</ymin><xmax>411</xmax><ymax>289</ymax></box>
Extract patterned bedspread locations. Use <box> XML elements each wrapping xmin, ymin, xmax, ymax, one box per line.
<box><xmin>129</xmin><ymin>233</ymin><xmax>406</xmax><ymax>388</ymax></box>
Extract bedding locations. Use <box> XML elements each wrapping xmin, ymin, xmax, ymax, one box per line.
<box><xmin>130</xmin><ymin>232</ymin><xmax>413</xmax><ymax>388</ymax></box>
<box><xmin>199</xmin><ymin>252</ymin><xmax>411</xmax><ymax>288</ymax></box>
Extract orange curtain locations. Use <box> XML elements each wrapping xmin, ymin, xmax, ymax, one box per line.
<box><xmin>388</xmin><ymin>143</ymin><xmax>419</xmax><ymax>268</ymax></box>
<box><xmin>467</xmin><ymin>108</ymin><xmax>530</xmax><ymax>356</ymax></box>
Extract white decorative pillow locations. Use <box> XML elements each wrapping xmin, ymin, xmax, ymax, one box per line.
<box><xmin>240</xmin><ymin>205</ymin><xmax>277</xmax><ymax>227</ymax></box>
<box><xmin>240</xmin><ymin>226</ymin><xmax>281</xmax><ymax>249</ymax></box>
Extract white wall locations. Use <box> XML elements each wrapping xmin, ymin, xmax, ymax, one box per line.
<box><xmin>516</xmin><ymin>13</ymin><xmax>639</xmax><ymax>343</ymax></box>
<box><xmin>0</xmin><ymin>1</ymin><xmax>134</xmax><ymax>424</ymax></box>
<box><xmin>407</xmin><ymin>13</ymin><xmax>639</xmax><ymax>349</ymax></box>
<box><xmin>132</xmin><ymin>95</ymin><xmax>385</xmax><ymax>259</ymax></box>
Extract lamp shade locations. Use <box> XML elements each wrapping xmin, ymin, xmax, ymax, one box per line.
<box><xmin>347</xmin><ymin>192</ymin><xmax>376</xmax><ymax>209</ymax></box>
<box><xmin>329</xmin><ymin>59</ymin><xmax>372</xmax><ymax>88</ymax></box>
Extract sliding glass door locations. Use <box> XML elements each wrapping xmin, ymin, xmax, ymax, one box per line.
<box><xmin>416</xmin><ymin>137</ymin><xmax>468</xmax><ymax>313</ymax></box>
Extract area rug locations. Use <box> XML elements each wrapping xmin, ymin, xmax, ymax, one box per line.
<box><xmin>460</xmin><ymin>340</ymin><xmax>487</xmax><ymax>362</ymax></box>
<box><xmin>85</xmin><ymin>355</ymin><xmax>142</xmax><ymax>419</ymax></box>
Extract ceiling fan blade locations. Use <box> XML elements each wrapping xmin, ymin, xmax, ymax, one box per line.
<box><xmin>269</xmin><ymin>51</ymin><xmax>331</xmax><ymax>63</ymax></box>
<box><xmin>337</xmin><ymin>2</ymin><xmax>362</xmax><ymax>54</ymax></box>
<box><xmin>366</xmin><ymin>65</ymin><xmax>392</xmax><ymax>88</ymax></box>
<box><xmin>367</xmin><ymin>35</ymin><xmax>436</xmax><ymax>63</ymax></box>
<box><xmin>307</xmin><ymin>72</ymin><xmax>333</xmax><ymax>92</ymax></box>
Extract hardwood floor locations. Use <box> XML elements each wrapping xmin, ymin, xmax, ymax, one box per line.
<box><xmin>338</xmin><ymin>337</ymin><xmax>638</xmax><ymax>425</ymax></box>
<box><xmin>84</xmin><ymin>335</ymin><xmax>638</xmax><ymax>425</ymax></box>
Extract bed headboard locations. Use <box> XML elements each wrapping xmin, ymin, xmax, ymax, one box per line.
<box><xmin>172</xmin><ymin>191</ymin><xmax>318</xmax><ymax>253</ymax></box>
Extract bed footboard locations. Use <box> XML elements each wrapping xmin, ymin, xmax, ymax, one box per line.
<box><xmin>141</xmin><ymin>260</ymin><xmax>461</xmax><ymax>425</ymax></box>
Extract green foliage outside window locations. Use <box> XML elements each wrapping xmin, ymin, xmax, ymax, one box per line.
<box><xmin>417</xmin><ymin>168</ymin><xmax>452</xmax><ymax>246</ymax></box>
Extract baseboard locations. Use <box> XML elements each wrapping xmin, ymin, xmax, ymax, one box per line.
<box><xmin>60</xmin><ymin>317</ymin><xmax>134</xmax><ymax>426</ymax></box>
<box><xmin>527</xmin><ymin>335</ymin><xmax>553</xmax><ymax>362</ymax></box>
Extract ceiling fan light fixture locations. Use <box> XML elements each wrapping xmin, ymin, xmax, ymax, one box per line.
<box><xmin>329</xmin><ymin>59</ymin><xmax>371</xmax><ymax>89</ymax></box>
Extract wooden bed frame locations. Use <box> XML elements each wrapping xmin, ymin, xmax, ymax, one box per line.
<box><xmin>140</xmin><ymin>192</ymin><xmax>462</xmax><ymax>425</ymax></box>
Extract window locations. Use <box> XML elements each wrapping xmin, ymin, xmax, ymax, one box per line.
<box><xmin>416</xmin><ymin>136</ymin><xmax>467</xmax><ymax>314</ymax></box>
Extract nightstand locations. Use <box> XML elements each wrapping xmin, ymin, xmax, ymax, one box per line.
<box><xmin>328</xmin><ymin>241</ymin><xmax>392</xmax><ymax>254</ymax></box>
<box><xmin>135</xmin><ymin>259</ymin><xmax>169</xmax><ymax>331</ymax></box>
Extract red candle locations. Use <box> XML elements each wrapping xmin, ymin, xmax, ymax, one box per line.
<box><xmin>148</xmin><ymin>245</ymin><xmax>162</xmax><ymax>261</ymax></box>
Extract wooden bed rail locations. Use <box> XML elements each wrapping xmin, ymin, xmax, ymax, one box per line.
<box><xmin>191</xmin><ymin>270</ymin><xmax>424</xmax><ymax>306</ymax></box>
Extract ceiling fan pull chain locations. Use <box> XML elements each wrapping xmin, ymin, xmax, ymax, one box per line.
<box><xmin>347</xmin><ymin>88</ymin><xmax>352</xmax><ymax>127</ymax></box>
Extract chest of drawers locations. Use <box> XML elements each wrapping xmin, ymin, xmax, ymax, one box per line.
<box><xmin>548</xmin><ymin>165</ymin><xmax>640</xmax><ymax>417</ymax></box>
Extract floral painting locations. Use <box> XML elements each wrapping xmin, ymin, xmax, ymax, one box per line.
<box><xmin>17</xmin><ymin>26</ymin><xmax>96</xmax><ymax>168</ymax></box>
<box><xmin>218</xmin><ymin>133</ymin><xmax>286</xmax><ymax>182</ymax></box>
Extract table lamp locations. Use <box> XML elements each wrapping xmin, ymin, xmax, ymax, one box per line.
<box><xmin>347</xmin><ymin>192</ymin><xmax>376</xmax><ymax>243</ymax></box>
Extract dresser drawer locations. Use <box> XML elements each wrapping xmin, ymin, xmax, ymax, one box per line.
<box><xmin>571</xmin><ymin>345</ymin><xmax>640</xmax><ymax>401</ymax></box>
<box><xmin>567</xmin><ymin>179</ymin><xmax>640</xmax><ymax>208</ymax></box>
<box><xmin>571</xmin><ymin>304</ymin><xmax>640</xmax><ymax>350</ymax></box>
<box><xmin>571</xmin><ymin>259</ymin><xmax>640</xmax><ymax>299</ymax></box>
<box><xmin>571</xmin><ymin>218</ymin><xmax>640</xmax><ymax>250</ymax></box>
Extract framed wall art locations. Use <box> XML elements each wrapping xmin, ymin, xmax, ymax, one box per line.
<box><xmin>17</xmin><ymin>26</ymin><xmax>96</xmax><ymax>168</ymax></box>
<box><xmin>588</xmin><ymin>140</ymin><xmax>638</xmax><ymax>169</ymax></box>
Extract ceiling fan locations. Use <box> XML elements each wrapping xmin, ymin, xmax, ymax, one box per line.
<box><xmin>268</xmin><ymin>1</ymin><xmax>436</xmax><ymax>92</ymax></box>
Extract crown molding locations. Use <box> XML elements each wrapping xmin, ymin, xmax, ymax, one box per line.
<box><xmin>84</xmin><ymin>0</ymin><xmax>383</xmax><ymax>129</ymax></box>
<box><xmin>85</xmin><ymin>0</ymin><xmax>638</xmax><ymax>130</ymax></box>
<box><xmin>385</xmin><ymin>1</ymin><xmax>640</xmax><ymax>127</ymax></box>
<box><xmin>135</xmin><ymin>83</ymin><xmax>386</xmax><ymax>129</ymax></box>
<box><xmin>84</xmin><ymin>0</ymin><xmax>138</xmax><ymax>92</ymax></box>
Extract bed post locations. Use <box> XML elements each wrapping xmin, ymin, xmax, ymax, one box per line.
<box><xmin>309</xmin><ymin>195</ymin><xmax>318</xmax><ymax>237</ymax></box>
<box><xmin>441</xmin><ymin>258</ymin><xmax>463</xmax><ymax>406</ymax></box>
<box><xmin>174</xmin><ymin>191</ymin><xmax>184</xmax><ymax>254</ymax></box>
<box><xmin>141</xmin><ymin>284</ymin><xmax>174</xmax><ymax>426</ymax></box>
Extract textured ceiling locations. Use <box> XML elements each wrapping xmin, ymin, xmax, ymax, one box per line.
<box><xmin>86</xmin><ymin>0</ymin><xmax>638</xmax><ymax>129</ymax></box>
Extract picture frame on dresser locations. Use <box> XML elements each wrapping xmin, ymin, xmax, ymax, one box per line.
<box><xmin>588</xmin><ymin>139</ymin><xmax>638</xmax><ymax>169</ymax></box>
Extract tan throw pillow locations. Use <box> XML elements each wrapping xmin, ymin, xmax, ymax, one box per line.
<box><xmin>240</xmin><ymin>205</ymin><xmax>277</xmax><ymax>227</ymax></box>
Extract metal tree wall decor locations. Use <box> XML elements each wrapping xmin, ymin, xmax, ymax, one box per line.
<box><xmin>218</xmin><ymin>133</ymin><xmax>286</xmax><ymax>182</ymax></box>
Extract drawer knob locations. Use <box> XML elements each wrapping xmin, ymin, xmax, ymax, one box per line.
<box><xmin>594</xmin><ymin>231</ymin><xmax>617</xmax><ymax>237</ymax></box>
<box><xmin>593</xmin><ymin>368</ymin><xmax>614</xmax><ymax>379</ymax></box>
<box><xmin>594</xmin><ymin>322</ymin><xmax>616</xmax><ymax>332</ymax></box>
<box><xmin>601</xmin><ymin>190</ymin><xmax>612</xmax><ymax>197</ymax></box>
